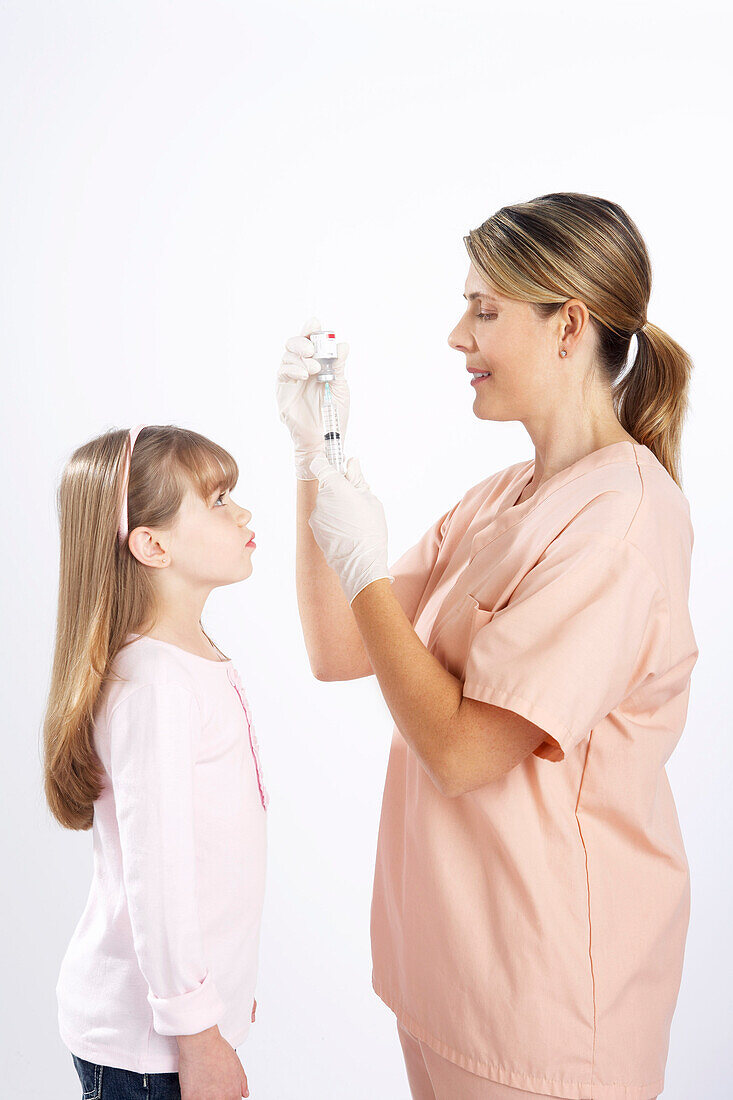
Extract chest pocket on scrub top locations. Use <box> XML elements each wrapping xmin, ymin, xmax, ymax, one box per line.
<box><xmin>429</xmin><ymin>591</ymin><xmax>495</xmax><ymax>682</ymax></box>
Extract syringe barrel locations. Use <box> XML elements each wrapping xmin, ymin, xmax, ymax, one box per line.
<box><xmin>320</xmin><ymin>385</ymin><xmax>344</xmax><ymax>472</ymax></box>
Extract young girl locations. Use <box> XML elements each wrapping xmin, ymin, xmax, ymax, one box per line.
<box><xmin>44</xmin><ymin>424</ymin><xmax>268</xmax><ymax>1100</ymax></box>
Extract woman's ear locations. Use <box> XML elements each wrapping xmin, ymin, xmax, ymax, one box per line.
<box><xmin>559</xmin><ymin>298</ymin><xmax>591</xmax><ymax>349</ymax></box>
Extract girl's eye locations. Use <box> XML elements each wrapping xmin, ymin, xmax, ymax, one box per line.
<box><xmin>215</xmin><ymin>491</ymin><xmax>227</xmax><ymax>506</ymax></box>
<box><xmin>478</xmin><ymin>313</ymin><xmax>497</xmax><ymax>321</ymax></box>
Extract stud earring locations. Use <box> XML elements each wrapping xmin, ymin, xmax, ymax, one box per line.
<box><xmin>559</xmin><ymin>349</ymin><xmax>567</xmax><ymax>358</ymax></box>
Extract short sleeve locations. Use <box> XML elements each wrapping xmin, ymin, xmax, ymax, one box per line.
<box><xmin>462</xmin><ymin>535</ymin><xmax>669</xmax><ymax>762</ymax></box>
<box><xmin>108</xmin><ymin>682</ymin><xmax>226</xmax><ymax>1035</ymax></box>
<box><xmin>390</xmin><ymin>501</ymin><xmax>459</xmax><ymax>624</ymax></box>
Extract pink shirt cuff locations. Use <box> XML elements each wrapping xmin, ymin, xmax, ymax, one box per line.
<box><xmin>147</xmin><ymin>969</ymin><xmax>226</xmax><ymax>1036</ymax></box>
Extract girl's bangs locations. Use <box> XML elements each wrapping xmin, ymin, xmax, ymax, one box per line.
<box><xmin>174</xmin><ymin>432</ymin><xmax>239</xmax><ymax>502</ymax></box>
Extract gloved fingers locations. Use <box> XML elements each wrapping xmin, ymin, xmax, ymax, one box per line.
<box><xmin>300</xmin><ymin>315</ymin><xmax>323</xmax><ymax>338</ymax></box>
<box><xmin>283</xmin><ymin>344</ymin><xmax>324</xmax><ymax>378</ymax></box>
<box><xmin>280</xmin><ymin>350</ymin><xmax>311</xmax><ymax>369</ymax></box>
<box><xmin>279</xmin><ymin>348</ymin><xmax>324</xmax><ymax>378</ymax></box>
<box><xmin>309</xmin><ymin>452</ymin><xmax>343</xmax><ymax>484</ymax></box>
<box><xmin>345</xmin><ymin>456</ymin><xmax>370</xmax><ymax>491</ymax></box>
<box><xmin>277</xmin><ymin>356</ymin><xmax>309</xmax><ymax>381</ymax></box>
<box><xmin>285</xmin><ymin>335</ymin><xmax>315</xmax><ymax>357</ymax></box>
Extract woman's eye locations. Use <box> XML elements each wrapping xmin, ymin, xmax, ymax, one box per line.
<box><xmin>478</xmin><ymin>313</ymin><xmax>497</xmax><ymax>321</ymax></box>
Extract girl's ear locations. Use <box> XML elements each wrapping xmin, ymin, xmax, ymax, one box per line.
<box><xmin>128</xmin><ymin>528</ymin><xmax>169</xmax><ymax>569</ymax></box>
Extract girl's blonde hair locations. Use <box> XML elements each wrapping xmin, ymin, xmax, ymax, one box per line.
<box><xmin>464</xmin><ymin>192</ymin><xmax>693</xmax><ymax>488</ymax></box>
<box><xmin>43</xmin><ymin>425</ymin><xmax>238</xmax><ymax>831</ymax></box>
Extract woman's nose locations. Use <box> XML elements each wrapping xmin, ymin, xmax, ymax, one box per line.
<box><xmin>448</xmin><ymin>322</ymin><xmax>468</xmax><ymax>352</ymax></box>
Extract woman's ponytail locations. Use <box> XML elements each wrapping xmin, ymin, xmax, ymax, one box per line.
<box><xmin>614</xmin><ymin>322</ymin><xmax>693</xmax><ymax>489</ymax></box>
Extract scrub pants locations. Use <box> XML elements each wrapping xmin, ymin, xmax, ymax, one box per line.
<box><xmin>397</xmin><ymin>1022</ymin><xmax>658</xmax><ymax>1100</ymax></box>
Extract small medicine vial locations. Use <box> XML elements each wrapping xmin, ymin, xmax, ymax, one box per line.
<box><xmin>310</xmin><ymin>331</ymin><xmax>338</xmax><ymax>376</ymax></box>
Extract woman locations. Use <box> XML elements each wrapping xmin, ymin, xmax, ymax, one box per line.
<box><xmin>276</xmin><ymin>192</ymin><xmax>697</xmax><ymax>1100</ymax></box>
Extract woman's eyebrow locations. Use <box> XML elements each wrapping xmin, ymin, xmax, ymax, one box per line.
<box><xmin>463</xmin><ymin>292</ymin><xmax>499</xmax><ymax>303</ymax></box>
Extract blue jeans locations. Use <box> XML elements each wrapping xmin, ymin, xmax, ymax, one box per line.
<box><xmin>71</xmin><ymin>1054</ymin><xmax>181</xmax><ymax>1099</ymax></box>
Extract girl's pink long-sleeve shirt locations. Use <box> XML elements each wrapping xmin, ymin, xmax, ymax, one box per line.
<box><xmin>56</xmin><ymin>633</ymin><xmax>268</xmax><ymax>1074</ymax></box>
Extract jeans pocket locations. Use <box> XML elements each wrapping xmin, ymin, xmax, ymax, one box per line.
<box><xmin>71</xmin><ymin>1055</ymin><xmax>104</xmax><ymax>1100</ymax></box>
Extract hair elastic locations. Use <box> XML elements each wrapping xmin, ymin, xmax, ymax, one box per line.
<box><xmin>118</xmin><ymin>424</ymin><xmax>146</xmax><ymax>544</ymax></box>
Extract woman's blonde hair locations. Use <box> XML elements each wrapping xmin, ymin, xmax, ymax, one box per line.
<box><xmin>464</xmin><ymin>192</ymin><xmax>693</xmax><ymax>487</ymax></box>
<box><xmin>43</xmin><ymin>425</ymin><xmax>238</xmax><ymax>831</ymax></box>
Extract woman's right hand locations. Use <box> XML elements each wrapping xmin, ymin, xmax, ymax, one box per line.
<box><xmin>276</xmin><ymin>315</ymin><xmax>351</xmax><ymax>480</ymax></box>
<box><xmin>177</xmin><ymin>1025</ymin><xmax>249</xmax><ymax>1099</ymax></box>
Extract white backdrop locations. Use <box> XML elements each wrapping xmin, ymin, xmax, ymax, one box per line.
<box><xmin>1</xmin><ymin>1</ymin><xmax>729</xmax><ymax>1097</ymax></box>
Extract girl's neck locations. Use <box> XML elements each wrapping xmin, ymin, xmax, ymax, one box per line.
<box><xmin>138</xmin><ymin>619</ymin><xmax>227</xmax><ymax>662</ymax></box>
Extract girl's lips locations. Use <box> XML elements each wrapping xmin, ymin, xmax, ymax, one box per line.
<box><xmin>246</xmin><ymin>537</ymin><xmax>256</xmax><ymax>548</ymax></box>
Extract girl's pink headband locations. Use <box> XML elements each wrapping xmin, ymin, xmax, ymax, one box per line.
<box><xmin>118</xmin><ymin>424</ymin><xmax>146</xmax><ymax>544</ymax></box>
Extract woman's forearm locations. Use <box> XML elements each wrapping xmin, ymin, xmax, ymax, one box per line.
<box><xmin>295</xmin><ymin>477</ymin><xmax>372</xmax><ymax>679</ymax></box>
<box><xmin>350</xmin><ymin>578</ymin><xmax>464</xmax><ymax>791</ymax></box>
<box><xmin>350</xmin><ymin>579</ymin><xmax>547</xmax><ymax>796</ymax></box>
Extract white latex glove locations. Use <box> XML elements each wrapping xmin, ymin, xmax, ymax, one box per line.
<box><xmin>308</xmin><ymin>453</ymin><xmax>394</xmax><ymax>606</ymax></box>
<box><xmin>276</xmin><ymin>316</ymin><xmax>351</xmax><ymax>480</ymax></box>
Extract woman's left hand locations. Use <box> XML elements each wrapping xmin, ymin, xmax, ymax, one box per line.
<box><xmin>308</xmin><ymin>453</ymin><xmax>393</xmax><ymax>606</ymax></box>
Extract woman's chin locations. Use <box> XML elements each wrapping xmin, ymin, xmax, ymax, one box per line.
<box><xmin>472</xmin><ymin>399</ymin><xmax>511</xmax><ymax>423</ymax></box>
<box><xmin>471</xmin><ymin>392</ymin><xmax>493</xmax><ymax>416</ymax></box>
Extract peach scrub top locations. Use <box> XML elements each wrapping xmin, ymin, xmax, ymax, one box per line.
<box><xmin>370</xmin><ymin>441</ymin><xmax>698</xmax><ymax>1100</ymax></box>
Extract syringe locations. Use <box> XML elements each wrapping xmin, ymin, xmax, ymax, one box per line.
<box><xmin>310</xmin><ymin>330</ymin><xmax>345</xmax><ymax>472</ymax></box>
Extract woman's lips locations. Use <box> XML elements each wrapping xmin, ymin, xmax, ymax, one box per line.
<box><xmin>470</xmin><ymin>372</ymin><xmax>491</xmax><ymax>386</ymax></box>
